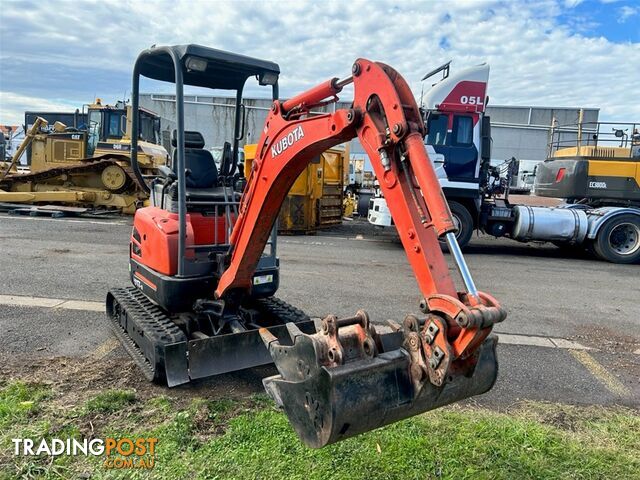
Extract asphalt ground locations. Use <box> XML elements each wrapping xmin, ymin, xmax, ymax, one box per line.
<box><xmin>0</xmin><ymin>213</ymin><xmax>638</xmax><ymax>409</ymax></box>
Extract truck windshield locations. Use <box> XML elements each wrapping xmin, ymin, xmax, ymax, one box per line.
<box><xmin>453</xmin><ymin>115</ymin><xmax>473</xmax><ymax>146</ymax></box>
<box><xmin>426</xmin><ymin>114</ymin><xmax>448</xmax><ymax>146</ymax></box>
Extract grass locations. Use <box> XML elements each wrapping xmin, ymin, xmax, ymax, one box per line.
<box><xmin>0</xmin><ymin>381</ymin><xmax>638</xmax><ymax>480</ymax></box>
<box><xmin>83</xmin><ymin>390</ymin><xmax>137</xmax><ymax>414</ymax></box>
<box><xmin>0</xmin><ymin>381</ymin><xmax>50</xmax><ymax>428</ymax></box>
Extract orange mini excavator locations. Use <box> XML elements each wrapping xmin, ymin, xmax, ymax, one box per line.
<box><xmin>108</xmin><ymin>44</ymin><xmax>506</xmax><ymax>448</ymax></box>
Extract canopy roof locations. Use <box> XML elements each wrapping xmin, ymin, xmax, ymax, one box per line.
<box><xmin>135</xmin><ymin>44</ymin><xmax>280</xmax><ymax>90</ymax></box>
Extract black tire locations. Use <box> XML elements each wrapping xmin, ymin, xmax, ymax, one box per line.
<box><xmin>444</xmin><ymin>201</ymin><xmax>474</xmax><ymax>249</ymax></box>
<box><xmin>593</xmin><ymin>214</ymin><xmax>640</xmax><ymax>264</ymax></box>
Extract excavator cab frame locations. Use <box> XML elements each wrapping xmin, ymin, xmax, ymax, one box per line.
<box><xmin>129</xmin><ymin>44</ymin><xmax>281</xmax><ymax>277</ymax></box>
<box><xmin>108</xmin><ymin>45</ymin><xmax>317</xmax><ymax>387</ymax></box>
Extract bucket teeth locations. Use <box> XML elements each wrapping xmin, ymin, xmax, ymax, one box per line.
<box><xmin>286</xmin><ymin>321</ymin><xmax>305</xmax><ymax>339</ymax></box>
<box><xmin>259</xmin><ymin>327</ymin><xmax>279</xmax><ymax>346</ymax></box>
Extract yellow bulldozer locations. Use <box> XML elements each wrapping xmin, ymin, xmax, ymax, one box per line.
<box><xmin>0</xmin><ymin>100</ymin><xmax>168</xmax><ymax>214</ymax></box>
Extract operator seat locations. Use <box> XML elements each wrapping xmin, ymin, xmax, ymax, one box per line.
<box><xmin>152</xmin><ymin>130</ymin><xmax>241</xmax><ymax>213</ymax></box>
<box><xmin>168</xmin><ymin>130</ymin><xmax>240</xmax><ymax>206</ymax></box>
<box><xmin>171</xmin><ymin>130</ymin><xmax>218</xmax><ymax>188</ymax></box>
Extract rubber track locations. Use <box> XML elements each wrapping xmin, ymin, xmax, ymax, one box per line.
<box><xmin>107</xmin><ymin>287</ymin><xmax>187</xmax><ymax>382</ymax></box>
<box><xmin>251</xmin><ymin>296</ymin><xmax>311</xmax><ymax>325</ymax></box>
<box><xmin>107</xmin><ymin>298</ymin><xmax>156</xmax><ymax>381</ymax></box>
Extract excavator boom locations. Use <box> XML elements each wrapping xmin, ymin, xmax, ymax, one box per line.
<box><xmin>215</xmin><ymin>59</ymin><xmax>506</xmax><ymax>448</ymax></box>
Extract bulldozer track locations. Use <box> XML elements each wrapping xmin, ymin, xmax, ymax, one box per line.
<box><xmin>1</xmin><ymin>155</ymin><xmax>149</xmax><ymax>194</ymax></box>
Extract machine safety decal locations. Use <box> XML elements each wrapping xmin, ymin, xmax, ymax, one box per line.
<box><xmin>253</xmin><ymin>274</ymin><xmax>273</xmax><ymax>285</ymax></box>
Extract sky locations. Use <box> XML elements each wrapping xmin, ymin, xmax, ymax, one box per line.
<box><xmin>0</xmin><ymin>0</ymin><xmax>638</xmax><ymax>126</ymax></box>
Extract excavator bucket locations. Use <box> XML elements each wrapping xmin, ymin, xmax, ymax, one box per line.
<box><xmin>261</xmin><ymin>312</ymin><xmax>498</xmax><ymax>448</ymax></box>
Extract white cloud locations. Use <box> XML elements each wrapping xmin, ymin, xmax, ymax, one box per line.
<box><xmin>0</xmin><ymin>0</ymin><xmax>638</xmax><ymax>125</ymax></box>
<box><xmin>617</xmin><ymin>5</ymin><xmax>639</xmax><ymax>22</ymax></box>
<box><xmin>0</xmin><ymin>92</ymin><xmax>79</xmax><ymax>126</ymax></box>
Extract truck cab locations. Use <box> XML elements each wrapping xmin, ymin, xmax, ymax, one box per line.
<box><xmin>369</xmin><ymin>62</ymin><xmax>491</xmax><ymax>247</ymax></box>
<box><xmin>368</xmin><ymin>63</ymin><xmax>640</xmax><ymax>263</ymax></box>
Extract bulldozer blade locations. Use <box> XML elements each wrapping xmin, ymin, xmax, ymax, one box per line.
<box><xmin>166</xmin><ymin>319</ymin><xmax>318</xmax><ymax>385</ymax></box>
<box><xmin>163</xmin><ymin>342</ymin><xmax>190</xmax><ymax>387</ymax></box>
<box><xmin>108</xmin><ymin>287</ymin><xmax>319</xmax><ymax>387</ymax></box>
<box><xmin>262</xmin><ymin>326</ymin><xmax>498</xmax><ymax>448</ymax></box>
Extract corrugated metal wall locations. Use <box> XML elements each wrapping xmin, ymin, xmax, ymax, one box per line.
<box><xmin>140</xmin><ymin>94</ymin><xmax>355</xmax><ymax>154</ymax></box>
<box><xmin>140</xmin><ymin>94</ymin><xmax>599</xmax><ymax>169</ymax></box>
<box><xmin>487</xmin><ymin>106</ymin><xmax>599</xmax><ymax>163</ymax></box>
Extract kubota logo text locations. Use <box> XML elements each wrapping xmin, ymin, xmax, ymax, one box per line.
<box><xmin>271</xmin><ymin>126</ymin><xmax>304</xmax><ymax>157</ymax></box>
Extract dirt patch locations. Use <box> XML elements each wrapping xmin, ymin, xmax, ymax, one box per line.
<box><xmin>573</xmin><ymin>324</ymin><xmax>640</xmax><ymax>354</ymax></box>
<box><xmin>0</xmin><ymin>354</ymin><xmax>270</xmax><ymax>410</ymax></box>
<box><xmin>506</xmin><ymin>400</ymin><xmax>640</xmax><ymax>437</ymax></box>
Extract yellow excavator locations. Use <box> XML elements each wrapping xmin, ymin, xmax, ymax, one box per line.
<box><xmin>0</xmin><ymin>100</ymin><xmax>168</xmax><ymax>213</ymax></box>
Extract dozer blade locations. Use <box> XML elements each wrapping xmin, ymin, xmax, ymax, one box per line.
<box><xmin>107</xmin><ymin>287</ymin><xmax>319</xmax><ymax>387</ymax></box>
<box><xmin>180</xmin><ymin>320</ymin><xmax>317</xmax><ymax>383</ymax></box>
<box><xmin>261</xmin><ymin>313</ymin><xmax>498</xmax><ymax>448</ymax></box>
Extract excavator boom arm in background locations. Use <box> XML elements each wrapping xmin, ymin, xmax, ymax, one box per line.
<box><xmin>216</xmin><ymin>59</ymin><xmax>506</xmax><ymax>447</ymax></box>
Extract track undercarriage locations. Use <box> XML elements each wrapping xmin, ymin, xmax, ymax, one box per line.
<box><xmin>106</xmin><ymin>287</ymin><xmax>316</xmax><ymax>386</ymax></box>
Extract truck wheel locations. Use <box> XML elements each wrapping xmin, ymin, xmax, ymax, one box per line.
<box><xmin>594</xmin><ymin>214</ymin><xmax>640</xmax><ymax>264</ymax></box>
<box><xmin>445</xmin><ymin>201</ymin><xmax>474</xmax><ymax>249</ymax></box>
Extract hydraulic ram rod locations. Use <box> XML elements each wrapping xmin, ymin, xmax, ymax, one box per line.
<box><xmin>281</xmin><ymin>76</ymin><xmax>353</xmax><ymax>113</ymax></box>
<box><xmin>445</xmin><ymin>232</ymin><xmax>479</xmax><ymax>298</ymax></box>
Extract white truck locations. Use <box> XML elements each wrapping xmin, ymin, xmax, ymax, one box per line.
<box><xmin>368</xmin><ymin>62</ymin><xmax>640</xmax><ymax>264</ymax></box>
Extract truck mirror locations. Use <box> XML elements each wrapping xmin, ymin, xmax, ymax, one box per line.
<box><xmin>481</xmin><ymin>116</ymin><xmax>491</xmax><ymax>137</ymax></box>
<box><xmin>481</xmin><ymin>116</ymin><xmax>491</xmax><ymax>160</ymax></box>
<box><xmin>481</xmin><ymin>136</ymin><xmax>491</xmax><ymax>160</ymax></box>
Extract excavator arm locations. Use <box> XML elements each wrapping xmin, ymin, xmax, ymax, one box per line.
<box><xmin>216</xmin><ymin>59</ymin><xmax>506</xmax><ymax>448</ymax></box>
